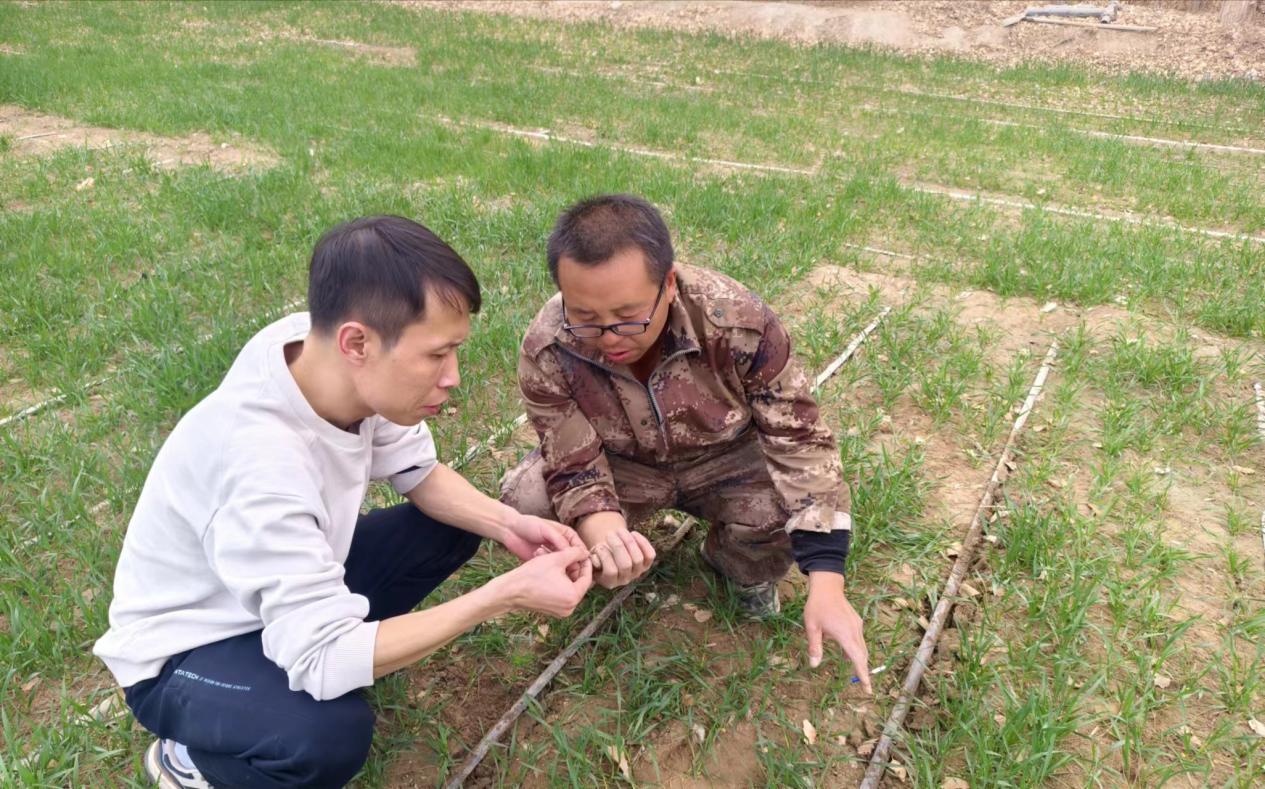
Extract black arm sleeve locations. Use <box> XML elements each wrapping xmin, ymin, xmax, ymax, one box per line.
<box><xmin>790</xmin><ymin>528</ymin><xmax>851</xmax><ymax>576</ymax></box>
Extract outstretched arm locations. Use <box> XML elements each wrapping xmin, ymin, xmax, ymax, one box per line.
<box><xmin>373</xmin><ymin>546</ymin><xmax>592</xmax><ymax>677</ymax></box>
<box><xmin>406</xmin><ymin>464</ymin><xmax>582</xmax><ymax>561</ymax></box>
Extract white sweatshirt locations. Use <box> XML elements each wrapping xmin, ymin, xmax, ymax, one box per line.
<box><xmin>94</xmin><ymin>313</ymin><xmax>438</xmax><ymax>701</ymax></box>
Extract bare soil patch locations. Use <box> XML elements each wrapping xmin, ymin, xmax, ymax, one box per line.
<box><xmin>0</xmin><ymin>105</ymin><xmax>279</xmax><ymax>173</ymax></box>
<box><xmin>0</xmin><ymin>347</ymin><xmax>40</xmax><ymax>415</ymax></box>
<box><xmin>400</xmin><ymin>0</ymin><xmax>1265</xmax><ymax>81</ymax></box>
<box><xmin>905</xmin><ymin>178</ymin><xmax>1265</xmax><ymax>241</ymax></box>
<box><xmin>479</xmin><ymin>577</ymin><xmax>879</xmax><ymax>788</ymax></box>
<box><xmin>298</xmin><ymin>36</ymin><xmax>417</xmax><ymax>67</ymax></box>
<box><xmin>620</xmin><ymin>588</ymin><xmax>874</xmax><ymax>788</ymax></box>
<box><xmin>2</xmin><ymin>663</ymin><xmax>120</xmax><ymax>755</ymax></box>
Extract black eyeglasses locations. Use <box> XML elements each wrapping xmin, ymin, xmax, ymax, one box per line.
<box><xmin>561</xmin><ymin>280</ymin><xmax>667</xmax><ymax>339</ymax></box>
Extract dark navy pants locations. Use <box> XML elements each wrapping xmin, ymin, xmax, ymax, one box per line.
<box><xmin>124</xmin><ymin>504</ymin><xmax>481</xmax><ymax>788</ymax></box>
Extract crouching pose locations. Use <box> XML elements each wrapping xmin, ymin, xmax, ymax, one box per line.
<box><xmin>502</xmin><ymin>195</ymin><xmax>870</xmax><ymax>686</ymax></box>
<box><xmin>95</xmin><ymin>216</ymin><xmax>592</xmax><ymax>788</ymax></box>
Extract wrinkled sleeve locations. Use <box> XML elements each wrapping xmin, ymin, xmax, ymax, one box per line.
<box><xmin>738</xmin><ymin>305</ymin><xmax>850</xmax><ymax>535</ymax></box>
<box><xmin>519</xmin><ymin>345</ymin><xmax>620</xmax><ymax>526</ymax></box>
<box><xmin>202</xmin><ymin>458</ymin><xmax>376</xmax><ymax>702</ymax></box>
<box><xmin>369</xmin><ymin>418</ymin><xmax>439</xmax><ymax>495</ymax></box>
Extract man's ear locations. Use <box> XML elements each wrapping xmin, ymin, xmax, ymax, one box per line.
<box><xmin>336</xmin><ymin>321</ymin><xmax>371</xmax><ymax>366</ymax></box>
<box><xmin>664</xmin><ymin>266</ymin><xmax>678</xmax><ymax>298</ymax></box>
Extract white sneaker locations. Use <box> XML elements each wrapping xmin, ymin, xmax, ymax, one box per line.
<box><xmin>144</xmin><ymin>738</ymin><xmax>214</xmax><ymax>789</ymax></box>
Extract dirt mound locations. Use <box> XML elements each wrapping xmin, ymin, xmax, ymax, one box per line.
<box><xmin>0</xmin><ymin>105</ymin><xmax>279</xmax><ymax>173</ymax></box>
<box><xmin>402</xmin><ymin>0</ymin><xmax>1265</xmax><ymax>81</ymax></box>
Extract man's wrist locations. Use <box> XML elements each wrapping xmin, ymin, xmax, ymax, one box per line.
<box><xmin>575</xmin><ymin>521</ymin><xmax>610</xmax><ymax>547</ymax></box>
<box><xmin>576</xmin><ymin>511</ymin><xmax>625</xmax><ymax>545</ymax></box>
<box><xmin>493</xmin><ymin>502</ymin><xmax>518</xmax><ymax>545</ymax></box>
<box><xmin>807</xmin><ymin>570</ymin><xmax>846</xmax><ymax>595</ymax></box>
<box><xmin>476</xmin><ymin>573</ymin><xmax>520</xmax><ymax>617</ymax></box>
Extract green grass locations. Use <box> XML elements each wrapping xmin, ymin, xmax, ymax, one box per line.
<box><xmin>907</xmin><ymin>326</ymin><xmax>1265</xmax><ymax>787</ymax></box>
<box><xmin>1</xmin><ymin>1</ymin><xmax>1263</xmax><ymax>786</ymax></box>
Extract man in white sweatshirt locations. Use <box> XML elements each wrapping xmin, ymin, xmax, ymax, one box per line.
<box><xmin>94</xmin><ymin>215</ymin><xmax>594</xmax><ymax>789</ymax></box>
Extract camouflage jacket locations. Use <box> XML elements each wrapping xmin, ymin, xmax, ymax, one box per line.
<box><xmin>517</xmin><ymin>264</ymin><xmax>848</xmax><ymax>534</ymax></box>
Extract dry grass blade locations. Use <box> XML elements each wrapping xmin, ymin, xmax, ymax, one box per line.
<box><xmin>1254</xmin><ymin>382</ymin><xmax>1264</xmax><ymax>441</ymax></box>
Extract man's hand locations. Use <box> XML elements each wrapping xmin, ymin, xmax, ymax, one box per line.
<box><xmin>577</xmin><ymin>513</ymin><xmax>656</xmax><ymax>589</ymax></box>
<box><xmin>500</xmin><ymin>508</ymin><xmax>585</xmax><ymax>564</ymax></box>
<box><xmin>804</xmin><ymin>571</ymin><xmax>871</xmax><ymax>693</ymax></box>
<box><xmin>373</xmin><ymin>546</ymin><xmax>592</xmax><ymax>677</ymax></box>
<box><xmin>494</xmin><ymin>546</ymin><xmax>594</xmax><ymax>617</ymax></box>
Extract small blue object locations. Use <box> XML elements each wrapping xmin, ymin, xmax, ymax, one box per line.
<box><xmin>850</xmin><ymin>665</ymin><xmax>887</xmax><ymax>684</ymax></box>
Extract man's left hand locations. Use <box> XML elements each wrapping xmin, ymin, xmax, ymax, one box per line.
<box><xmin>501</xmin><ymin>510</ymin><xmax>585</xmax><ymax>564</ymax></box>
<box><xmin>803</xmin><ymin>571</ymin><xmax>871</xmax><ymax>693</ymax></box>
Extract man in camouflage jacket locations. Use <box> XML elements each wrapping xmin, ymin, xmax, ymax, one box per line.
<box><xmin>502</xmin><ymin>194</ymin><xmax>870</xmax><ymax>687</ymax></box>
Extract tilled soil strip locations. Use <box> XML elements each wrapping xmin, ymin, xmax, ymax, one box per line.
<box><xmin>1256</xmin><ymin>381</ymin><xmax>1265</xmax><ymax>565</ymax></box>
<box><xmin>908</xmin><ymin>182</ymin><xmax>1265</xmax><ymax>245</ymax></box>
<box><xmin>532</xmin><ymin>63</ymin><xmax>1265</xmax><ymax>156</ymax></box>
<box><xmin>710</xmin><ymin>68</ymin><xmax>1262</xmax><ymax>139</ymax></box>
<box><xmin>0</xmin><ymin>105</ymin><xmax>279</xmax><ymax>172</ymax></box>
<box><xmin>443</xmin><ymin>114</ymin><xmax>1264</xmax><ymax>245</ymax></box>
<box><xmin>437</xmin><ymin>116</ymin><xmax>817</xmax><ymax>176</ymax></box>
<box><xmin>858</xmin><ymin>105</ymin><xmax>1265</xmax><ymax>158</ymax></box>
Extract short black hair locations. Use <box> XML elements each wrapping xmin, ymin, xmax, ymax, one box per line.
<box><xmin>546</xmin><ymin>194</ymin><xmax>674</xmax><ymax>286</ymax></box>
<box><xmin>308</xmin><ymin>215</ymin><xmax>481</xmax><ymax>347</ymax></box>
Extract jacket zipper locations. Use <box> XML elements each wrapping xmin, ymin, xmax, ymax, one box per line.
<box><xmin>557</xmin><ymin>345</ymin><xmax>697</xmax><ymax>445</ymax></box>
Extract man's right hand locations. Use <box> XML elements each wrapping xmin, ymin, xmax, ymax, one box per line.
<box><xmin>374</xmin><ymin>546</ymin><xmax>592</xmax><ymax>678</ymax></box>
<box><xmin>497</xmin><ymin>546</ymin><xmax>593</xmax><ymax>617</ymax></box>
<box><xmin>577</xmin><ymin>514</ymin><xmax>656</xmax><ymax>589</ymax></box>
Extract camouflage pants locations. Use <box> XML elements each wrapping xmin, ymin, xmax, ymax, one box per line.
<box><xmin>500</xmin><ymin>434</ymin><xmax>792</xmax><ymax>585</ymax></box>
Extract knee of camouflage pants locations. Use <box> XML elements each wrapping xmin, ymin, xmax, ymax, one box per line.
<box><xmin>701</xmin><ymin>520</ymin><xmax>794</xmax><ymax>586</ymax></box>
<box><xmin>499</xmin><ymin>448</ymin><xmax>559</xmax><ymax>520</ymax></box>
<box><xmin>681</xmin><ymin>443</ymin><xmax>794</xmax><ymax>586</ymax></box>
